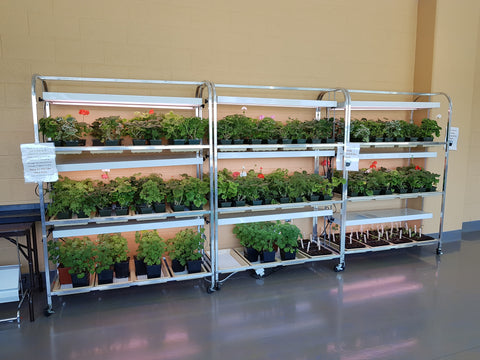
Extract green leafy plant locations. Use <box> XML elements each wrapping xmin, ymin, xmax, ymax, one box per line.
<box><xmin>181</xmin><ymin>174</ymin><xmax>210</xmax><ymax>208</ymax></box>
<box><xmin>384</xmin><ymin>120</ymin><xmax>409</xmax><ymax>139</ymax></box>
<box><xmin>95</xmin><ymin>233</ymin><xmax>129</xmax><ymax>273</ymax></box>
<box><xmin>281</xmin><ymin>118</ymin><xmax>308</xmax><ymax>140</ymax></box>
<box><xmin>265</xmin><ymin>169</ymin><xmax>290</xmax><ymax>200</ymax></box>
<box><xmin>39</xmin><ymin>115</ymin><xmax>89</xmax><ymax>142</ymax></box>
<box><xmin>139</xmin><ymin>178</ymin><xmax>166</xmax><ymax>206</ymax></box>
<box><xmin>304</xmin><ymin>118</ymin><xmax>334</xmax><ymax>140</ymax></box>
<box><xmin>181</xmin><ymin>116</ymin><xmax>209</xmax><ymax>140</ymax></box>
<box><xmin>366</xmin><ymin>119</ymin><xmax>386</xmax><ymax>139</ymax></box>
<box><xmin>135</xmin><ymin>230</ymin><xmax>166</xmax><ymax>266</ymax></box>
<box><xmin>255</xmin><ymin>116</ymin><xmax>281</xmax><ymax>140</ymax></box>
<box><xmin>110</xmin><ymin>176</ymin><xmax>137</xmax><ymax>208</ymax></box>
<box><xmin>418</xmin><ymin>118</ymin><xmax>442</xmax><ymax>139</ymax></box>
<box><xmin>274</xmin><ymin>221</ymin><xmax>301</xmax><ymax>253</ymax></box>
<box><xmin>350</xmin><ymin>119</ymin><xmax>370</xmax><ymax>142</ymax></box>
<box><xmin>233</xmin><ymin>222</ymin><xmax>278</xmax><ymax>252</ymax></box>
<box><xmin>47</xmin><ymin>176</ymin><xmax>96</xmax><ymax>217</ymax></box>
<box><xmin>217</xmin><ymin>169</ymin><xmax>238</xmax><ymax>202</ymax></box>
<box><xmin>162</xmin><ymin>111</ymin><xmax>186</xmax><ymax>140</ymax></box>
<box><xmin>236</xmin><ymin>170</ymin><xmax>266</xmax><ymax>202</ymax></box>
<box><xmin>60</xmin><ymin>237</ymin><xmax>96</xmax><ymax>278</ymax></box>
<box><xmin>168</xmin><ymin>229</ymin><xmax>205</xmax><ymax>267</ymax></box>
<box><xmin>90</xmin><ymin>116</ymin><xmax>124</xmax><ymax>142</ymax></box>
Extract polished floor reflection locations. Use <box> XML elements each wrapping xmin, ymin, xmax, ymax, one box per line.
<box><xmin>1</xmin><ymin>233</ymin><xmax>480</xmax><ymax>360</ymax></box>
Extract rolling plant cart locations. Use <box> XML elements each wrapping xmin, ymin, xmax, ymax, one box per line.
<box><xmin>331</xmin><ymin>89</ymin><xmax>452</xmax><ymax>263</ymax></box>
<box><xmin>30</xmin><ymin>75</ymin><xmax>217</xmax><ymax>315</ymax></box>
<box><xmin>210</xmin><ymin>83</ymin><xmax>350</xmax><ymax>288</ymax></box>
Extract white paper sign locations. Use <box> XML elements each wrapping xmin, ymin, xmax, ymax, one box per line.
<box><xmin>21</xmin><ymin>143</ymin><xmax>58</xmax><ymax>183</ymax></box>
<box><xmin>448</xmin><ymin>127</ymin><xmax>458</xmax><ymax>151</ymax></box>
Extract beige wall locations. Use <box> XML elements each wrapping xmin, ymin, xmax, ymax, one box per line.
<box><xmin>1</xmin><ymin>0</ymin><xmax>479</xmax><ymax>268</ymax></box>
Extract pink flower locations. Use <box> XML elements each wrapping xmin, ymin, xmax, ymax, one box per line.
<box><xmin>101</xmin><ymin>173</ymin><xmax>109</xmax><ymax>179</ymax></box>
<box><xmin>232</xmin><ymin>171</ymin><xmax>240</xmax><ymax>178</ymax></box>
<box><xmin>259</xmin><ymin>115</ymin><xmax>264</xmax><ymax>120</ymax></box>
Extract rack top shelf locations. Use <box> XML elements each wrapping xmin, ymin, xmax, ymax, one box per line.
<box><xmin>336</xmin><ymin>101</ymin><xmax>440</xmax><ymax>110</ymax></box>
<box><xmin>41</xmin><ymin>92</ymin><xmax>203</xmax><ymax>109</ymax></box>
<box><xmin>217</xmin><ymin>96</ymin><xmax>336</xmax><ymax>108</ymax></box>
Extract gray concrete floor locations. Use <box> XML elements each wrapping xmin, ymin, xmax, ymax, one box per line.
<box><xmin>1</xmin><ymin>233</ymin><xmax>480</xmax><ymax>360</ymax></box>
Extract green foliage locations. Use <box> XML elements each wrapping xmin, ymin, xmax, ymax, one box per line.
<box><xmin>236</xmin><ymin>170</ymin><xmax>266</xmax><ymax>202</ymax></box>
<box><xmin>162</xmin><ymin>111</ymin><xmax>187</xmax><ymax>139</ymax></box>
<box><xmin>255</xmin><ymin>117</ymin><xmax>281</xmax><ymax>140</ymax></box>
<box><xmin>366</xmin><ymin>119</ymin><xmax>386</xmax><ymax>138</ymax></box>
<box><xmin>110</xmin><ymin>176</ymin><xmax>137</xmax><ymax>208</ymax></box>
<box><xmin>165</xmin><ymin>174</ymin><xmax>209</xmax><ymax>207</ymax></box>
<box><xmin>274</xmin><ymin>222</ymin><xmax>301</xmax><ymax>253</ymax></box>
<box><xmin>384</xmin><ymin>120</ymin><xmax>409</xmax><ymax>138</ymax></box>
<box><xmin>218</xmin><ymin>114</ymin><xmax>255</xmax><ymax>140</ymax></box>
<box><xmin>135</xmin><ymin>230</ymin><xmax>166</xmax><ymax>266</ymax></box>
<box><xmin>90</xmin><ymin>116</ymin><xmax>124</xmax><ymax>142</ymax></box>
<box><xmin>58</xmin><ymin>237</ymin><xmax>96</xmax><ymax>278</ymax></box>
<box><xmin>350</xmin><ymin>119</ymin><xmax>370</xmax><ymax>142</ymax></box>
<box><xmin>181</xmin><ymin>116</ymin><xmax>209</xmax><ymax>140</ymax></box>
<box><xmin>47</xmin><ymin>176</ymin><xmax>96</xmax><ymax>217</ymax></box>
<box><xmin>265</xmin><ymin>168</ymin><xmax>289</xmax><ymax>200</ymax></box>
<box><xmin>217</xmin><ymin>169</ymin><xmax>238</xmax><ymax>201</ymax></box>
<box><xmin>168</xmin><ymin>229</ymin><xmax>205</xmax><ymax>266</ymax></box>
<box><xmin>95</xmin><ymin>233</ymin><xmax>129</xmax><ymax>273</ymax></box>
<box><xmin>233</xmin><ymin>222</ymin><xmax>278</xmax><ymax>252</ymax></box>
<box><xmin>304</xmin><ymin>118</ymin><xmax>335</xmax><ymax>140</ymax></box>
<box><xmin>418</xmin><ymin>118</ymin><xmax>442</xmax><ymax>138</ymax></box>
<box><xmin>281</xmin><ymin>118</ymin><xmax>308</xmax><ymax>139</ymax></box>
<box><xmin>139</xmin><ymin>178</ymin><xmax>166</xmax><ymax>206</ymax></box>
<box><xmin>39</xmin><ymin>116</ymin><xmax>89</xmax><ymax>142</ymax></box>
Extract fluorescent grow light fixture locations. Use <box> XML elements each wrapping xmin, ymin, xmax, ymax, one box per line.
<box><xmin>336</xmin><ymin>101</ymin><xmax>440</xmax><ymax>111</ymax></box>
<box><xmin>42</xmin><ymin>92</ymin><xmax>203</xmax><ymax>109</ymax></box>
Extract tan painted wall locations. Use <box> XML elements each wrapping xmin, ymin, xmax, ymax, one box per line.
<box><xmin>428</xmin><ymin>0</ymin><xmax>480</xmax><ymax>230</ymax></box>
<box><xmin>2</xmin><ymin>0</ymin><xmax>479</xmax><ymax>268</ymax></box>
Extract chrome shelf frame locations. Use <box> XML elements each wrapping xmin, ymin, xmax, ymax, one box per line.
<box><xmin>31</xmin><ymin>75</ymin><xmax>217</xmax><ymax>311</ymax></box>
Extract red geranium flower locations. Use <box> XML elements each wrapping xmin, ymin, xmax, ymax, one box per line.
<box><xmin>257</xmin><ymin>174</ymin><xmax>265</xmax><ymax>179</ymax></box>
<box><xmin>415</xmin><ymin>165</ymin><xmax>422</xmax><ymax>170</ymax></box>
<box><xmin>370</xmin><ymin>161</ymin><xmax>378</xmax><ymax>169</ymax></box>
<box><xmin>101</xmin><ymin>173</ymin><xmax>109</xmax><ymax>179</ymax></box>
<box><xmin>149</xmin><ymin>109</ymin><xmax>154</xmax><ymax>114</ymax></box>
<box><xmin>232</xmin><ymin>171</ymin><xmax>240</xmax><ymax>178</ymax></box>
<box><xmin>79</xmin><ymin>109</ymin><xmax>90</xmax><ymax>116</ymax></box>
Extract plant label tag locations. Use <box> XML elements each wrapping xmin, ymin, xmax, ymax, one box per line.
<box><xmin>20</xmin><ymin>143</ymin><xmax>58</xmax><ymax>183</ymax></box>
<box><xmin>448</xmin><ymin>127</ymin><xmax>458</xmax><ymax>151</ymax></box>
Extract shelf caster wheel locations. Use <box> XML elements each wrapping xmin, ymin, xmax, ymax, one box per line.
<box><xmin>436</xmin><ymin>248</ymin><xmax>443</xmax><ymax>255</ymax></box>
<box><xmin>206</xmin><ymin>287</ymin><xmax>214</xmax><ymax>294</ymax></box>
<box><xmin>215</xmin><ymin>284</ymin><xmax>221</xmax><ymax>291</ymax></box>
<box><xmin>44</xmin><ymin>306</ymin><xmax>55</xmax><ymax>317</ymax></box>
<box><xmin>334</xmin><ymin>264</ymin><xmax>345</xmax><ymax>272</ymax></box>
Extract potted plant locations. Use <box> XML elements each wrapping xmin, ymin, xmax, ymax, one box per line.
<box><xmin>274</xmin><ymin>222</ymin><xmax>301</xmax><ymax>260</ymax></box>
<box><xmin>122</xmin><ymin>118</ymin><xmax>150</xmax><ymax>145</ymax></box>
<box><xmin>217</xmin><ymin>115</ymin><xmax>236</xmax><ymax>145</ymax></box>
<box><xmin>39</xmin><ymin>115</ymin><xmax>89</xmax><ymax>146</ymax></box>
<box><xmin>92</xmin><ymin>180</ymin><xmax>114</xmax><ymax>216</ymax></box>
<box><xmin>254</xmin><ymin>116</ymin><xmax>281</xmax><ymax>144</ymax></box>
<box><xmin>280</xmin><ymin>118</ymin><xmax>308</xmax><ymax>144</ymax></box>
<box><xmin>350</xmin><ymin>119</ymin><xmax>370</xmax><ymax>142</ymax></box>
<box><xmin>236</xmin><ymin>170</ymin><xmax>266</xmax><ymax>205</ymax></box>
<box><xmin>404</xmin><ymin>122</ymin><xmax>421</xmax><ymax>142</ymax></box>
<box><xmin>168</xmin><ymin>229</ymin><xmax>205</xmax><ymax>273</ymax></box>
<box><xmin>137</xmin><ymin>176</ymin><xmax>167</xmax><ymax>214</ymax></box>
<box><xmin>233</xmin><ymin>222</ymin><xmax>278</xmax><ymax>263</ymax></box>
<box><xmin>109</xmin><ymin>176</ymin><xmax>137</xmax><ymax>215</ymax></box>
<box><xmin>144</xmin><ymin>118</ymin><xmax>165</xmax><ymax>145</ymax></box>
<box><xmin>366</xmin><ymin>119</ymin><xmax>386</xmax><ymax>142</ymax></box>
<box><xmin>265</xmin><ymin>169</ymin><xmax>290</xmax><ymax>203</ymax></box>
<box><xmin>60</xmin><ymin>237</ymin><xmax>96</xmax><ymax>288</ymax></box>
<box><xmin>304</xmin><ymin>118</ymin><xmax>335</xmax><ymax>143</ymax></box>
<box><xmin>166</xmin><ymin>178</ymin><xmax>185</xmax><ymax>211</ymax></box>
<box><xmin>181</xmin><ymin>116</ymin><xmax>209</xmax><ymax>144</ymax></box>
<box><xmin>418</xmin><ymin>118</ymin><xmax>442</xmax><ymax>141</ymax></box>
<box><xmin>233</xmin><ymin>222</ymin><xmax>261</xmax><ymax>262</ymax></box>
<box><xmin>287</xmin><ymin>171</ymin><xmax>309</xmax><ymax>202</ymax></box>
<box><xmin>217</xmin><ymin>169</ymin><xmax>238</xmax><ymax>207</ymax></box>
<box><xmin>135</xmin><ymin>230</ymin><xmax>166</xmax><ymax>278</ymax></box>
<box><xmin>384</xmin><ymin>120</ymin><xmax>408</xmax><ymax>142</ymax></box>
<box><xmin>181</xmin><ymin>174</ymin><xmax>210</xmax><ymax>210</ymax></box>
<box><xmin>47</xmin><ymin>239</ymin><xmax>72</xmax><ymax>285</ymax></box>
<box><xmin>162</xmin><ymin>111</ymin><xmax>187</xmax><ymax>145</ymax></box>
<box><xmin>90</xmin><ymin>116</ymin><xmax>124</xmax><ymax>145</ymax></box>
<box><xmin>96</xmin><ymin>233</ymin><xmax>130</xmax><ymax>280</ymax></box>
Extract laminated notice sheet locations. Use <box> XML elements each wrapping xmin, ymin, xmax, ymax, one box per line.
<box><xmin>20</xmin><ymin>143</ymin><xmax>58</xmax><ymax>183</ymax></box>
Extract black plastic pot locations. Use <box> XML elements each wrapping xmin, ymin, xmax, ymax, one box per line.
<box><xmin>171</xmin><ymin>259</ymin><xmax>185</xmax><ymax>272</ymax></box>
<box><xmin>234</xmin><ymin>200</ymin><xmax>246</xmax><ymax>207</ymax></box>
<box><xmin>280</xmin><ymin>249</ymin><xmax>296</xmax><ymax>261</ymax></box>
<box><xmin>244</xmin><ymin>247</ymin><xmax>259</xmax><ymax>262</ymax></box>
<box><xmin>153</xmin><ymin>202</ymin><xmax>166</xmax><ymax>213</ymax></box>
<box><xmin>114</xmin><ymin>259</ymin><xmax>130</xmax><ymax>279</ymax></box>
<box><xmin>71</xmin><ymin>273</ymin><xmax>90</xmax><ymax>288</ymax></box>
<box><xmin>56</xmin><ymin>211</ymin><xmax>72</xmax><ymax>219</ymax></box>
<box><xmin>250</xmin><ymin>200</ymin><xmax>263</xmax><ymax>206</ymax></box>
<box><xmin>137</xmin><ymin>205</ymin><xmax>153</xmax><ymax>214</ymax></box>
<box><xmin>149</xmin><ymin>139</ymin><xmax>163</xmax><ymax>145</ymax></box>
<box><xmin>98</xmin><ymin>207</ymin><xmax>112</xmax><ymax>217</ymax></box>
<box><xmin>146</xmin><ymin>264</ymin><xmax>162</xmax><ymax>279</ymax></box>
<box><xmin>134</xmin><ymin>257</ymin><xmax>147</xmax><ymax>276</ymax></box>
<box><xmin>260</xmin><ymin>250</ymin><xmax>276</xmax><ymax>263</ymax></box>
<box><xmin>171</xmin><ymin>204</ymin><xmax>185</xmax><ymax>212</ymax></box>
<box><xmin>98</xmin><ymin>269</ymin><xmax>114</xmax><ymax>285</ymax></box>
<box><xmin>105</xmin><ymin>139</ymin><xmax>121</xmax><ymax>146</ymax></box>
<box><xmin>132</xmin><ymin>139</ymin><xmax>148</xmax><ymax>145</ymax></box>
<box><xmin>219</xmin><ymin>201</ymin><xmax>232</xmax><ymax>208</ymax></box>
<box><xmin>115</xmin><ymin>207</ymin><xmax>129</xmax><ymax>216</ymax></box>
<box><xmin>188</xmin><ymin>139</ymin><xmax>201</xmax><ymax>145</ymax></box>
<box><xmin>187</xmin><ymin>259</ymin><xmax>202</xmax><ymax>274</ymax></box>
<box><xmin>233</xmin><ymin>139</ymin><xmax>245</xmax><ymax>145</ymax></box>
<box><xmin>296</xmin><ymin>139</ymin><xmax>307</xmax><ymax>144</ymax></box>
<box><xmin>281</xmin><ymin>139</ymin><xmax>293</xmax><ymax>144</ymax></box>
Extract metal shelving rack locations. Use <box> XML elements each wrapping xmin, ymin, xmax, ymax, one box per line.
<box><xmin>31</xmin><ymin>75</ymin><xmax>217</xmax><ymax>313</ymax></box>
<box><xmin>211</xmin><ymin>84</ymin><xmax>350</xmax><ymax>287</ymax></box>
<box><xmin>332</xmin><ymin>90</ymin><xmax>452</xmax><ymax>260</ymax></box>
